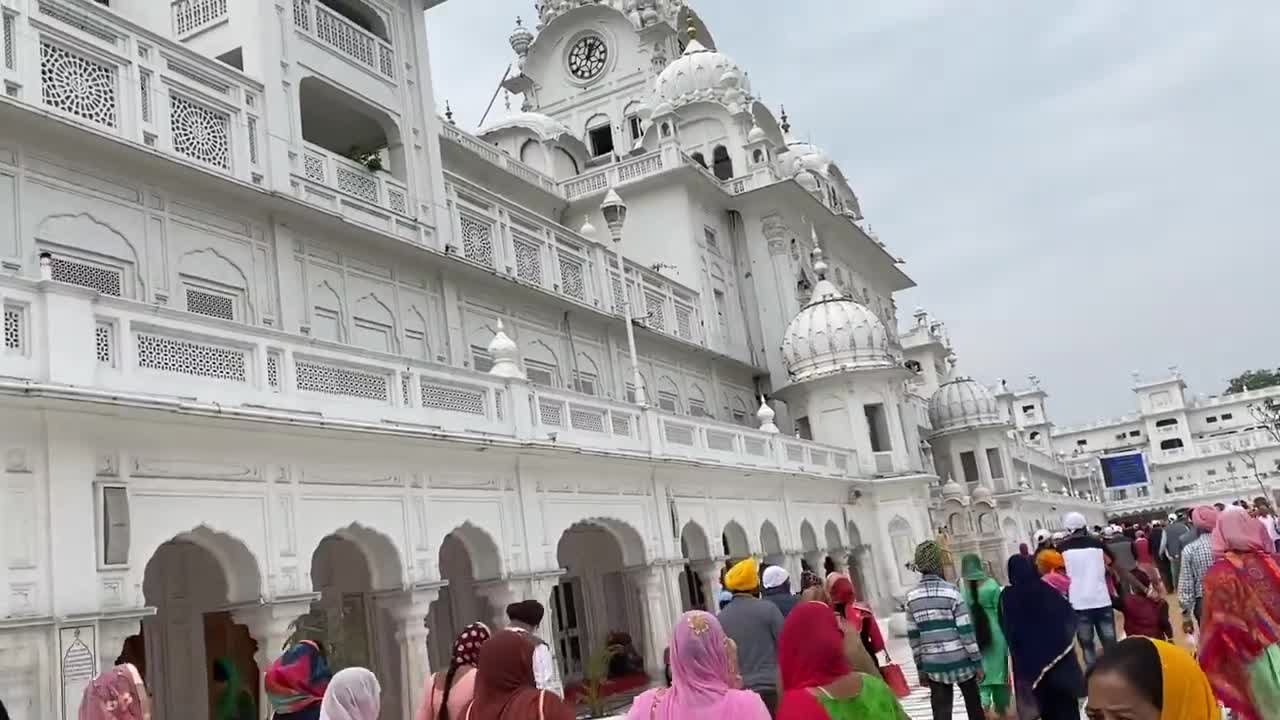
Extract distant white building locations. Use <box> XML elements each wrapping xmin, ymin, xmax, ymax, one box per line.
<box><xmin>0</xmin><ymin>2</ymin><xmax>1102</xmax><ymax>719</ymax></box>
<box><xmin>1053</xmin><ymin>373</ymin><xmax>1280</xmax><ymax>519</ymax></box>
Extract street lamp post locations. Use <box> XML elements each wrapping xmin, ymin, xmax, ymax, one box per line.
<box><xmin>601</xmin><ymin>187</ymin><xmax>647</xmax><ymax>406</ymax></box>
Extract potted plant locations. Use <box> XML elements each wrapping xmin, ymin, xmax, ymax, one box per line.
<box><xmin>579</xmin><ymin>642</ymin><xmax>621</xmax><ymax>719</ymax></box>
<box><xmin>346</xmin><ymin>146</ymin><xmax>385</xmax><ymax>173</ymax></box>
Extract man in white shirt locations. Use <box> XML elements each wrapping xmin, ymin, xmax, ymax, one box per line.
<box><xmin>505</xmin><ymin>599</ymin><xmax>564</xmax><ymax>697</ymax></box>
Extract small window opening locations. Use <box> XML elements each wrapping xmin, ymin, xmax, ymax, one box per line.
<box><xmin>588</xmin><ymin>123</ymin><xmax>614</xmax><ymax>157</ymax></box>
<box><xmin>712</xmin><ymin>145</ymin><xmax>733</xmax><ymax>180</ymax></box>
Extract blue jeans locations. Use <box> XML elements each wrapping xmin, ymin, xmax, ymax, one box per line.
<box><xmin>1076</xmin><ymin>607</ymin><xmax>1117</xmax><ymax>667</ymax></box>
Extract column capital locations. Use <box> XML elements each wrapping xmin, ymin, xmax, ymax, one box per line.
<box><xmin>229</xmin><ymin>595</ymin><xmax>317</xmax><ymax>635</ymax></box>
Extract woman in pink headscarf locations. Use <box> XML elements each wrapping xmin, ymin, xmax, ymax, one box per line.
<box><xmin>1198</xmin><ymin>506</ymin><xmax>1280</xmax><ymax>720</ymax></box>
<box><xmin>80</xmin><ymin>663</ymin><xmax>151</xmax><ymax>720</ymax></box>
<box><xmin>626</xmin><ymin>610</ymin><xmax>770</xmax><ymax>720</ymax></box>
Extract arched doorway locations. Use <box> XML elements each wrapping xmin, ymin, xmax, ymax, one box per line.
<box><xmin>301</xmin><ymin>526</ymin><xmax>403</xmax><ymax>713</ymax></box>
<box><xmin>721</xmin><ymin>520</ymin><xmax>750</xmax><ymax>559</ymax></box>
<box><xmin>679</xmin><ymin>521</ymin><xmax>712</xmax><ymax>612</ymax></box>
<box><xmin>759</xmin><ymin>521</ymin><xmax>784</xmax><ymax>566</ymax></box>
<box><xmin>844</xmin><ymin>521</ymin><xmax>873</xmax><ymax>604</ymax></box>
<box><xmin>823</xmin><ymin>520</ymin><xmax>844</xmax><ymax>573</ymax></box>
<box><xmin>429</xmin><ymin>524</ymin><xmax>503</xmax><ymax>668</ymax></box>
<box><xmin>799</xmin><ymin>520</ymin><xmax>821</xmax><ymax>574</ymax></box>
<box><xmin>139</xmin><ymin>528</ymin><xmax>261</xmax><ymax>720</ymax></box>
<box><xmin>554</xmin><ymin>519</ymin><xmax>647</xmax><ymax>684</ymax></box>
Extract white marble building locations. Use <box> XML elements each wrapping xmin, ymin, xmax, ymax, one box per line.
<box><xmin>0</xmin><ymin>1</ymin><xmax>1104</xmax><ymax>719</ymax></box>
<box><xmin>1054</xmin><ymin>372</ymin><xmax>1280</xmax><ymax>519</ymax></box>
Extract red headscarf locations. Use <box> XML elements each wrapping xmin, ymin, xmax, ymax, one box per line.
<box><xmin>776</xmin><ymin>601</ymin><xmax>852</xmax><ymax>720</ymax></box>
<box><xmin>824</xmin><ymin>573</ymin><xmax>885</xmax><ymax>653</ymax></box>
<box><xmin>465</xmin><ymin>631</ymin><xmax>574</xmax><ymax>720</ymax></box>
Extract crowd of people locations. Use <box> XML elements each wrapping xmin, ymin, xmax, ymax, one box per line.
<box><xmin>17</xmin><ymin>496</ymin><xmax>1277</xmax><ymax>720</ymax></box>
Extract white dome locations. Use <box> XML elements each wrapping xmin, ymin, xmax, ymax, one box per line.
<box><xmin>928</xmin><ymin>373</ymin><xmax>1005</xmax><ymax>435</ymax></box>
<box><xmin>654</xmin><ymin>38</ymin><xmax>751</xmax><ymax>114</ymax></box>
<box><xmin>479</xmin><ymin>111</ymin><xmax>574</xmax><ymax>142</ymax></box>
<box><xmin>782</xmin><ymin>140</ymin><xmax>834</xmax><ymax>176</ymax></box>
<box><xmin>941</xmin><ymin>476</ymin><xmax>967</xmax><ymax>500</ymax></box>
<box><xmin>971</xmin><ymin>485</ymin><xmax>993</xmax><ymax>503</ymax></box>
<box><xmin>781</xmin><ymin>249</ymin><xmax>896</xmax><ymax>382</ymax></box>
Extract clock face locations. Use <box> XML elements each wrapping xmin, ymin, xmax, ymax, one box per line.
<box><xmin>568</xmin><ymin>35</ymin><xmax>608</xmax><ymax>81</ymax></box>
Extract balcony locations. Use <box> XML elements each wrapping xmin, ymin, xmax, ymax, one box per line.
<box><xmin>444</xmin><ymin>176</ymin><xmax>712</xmax><ymax>351</ymax></box>
<box><xmin>292</xmin><ymin>0</ymin><xmax>395</xmax><ymax>81</ymax></box>
<box><xmin>1195</xmin><ymin>430</ymin><xmax>1277</xmax><ymax>457</ymax></box>
<box><xmin>562</xmin><ymin>147</ymin><xmax>677</xmax><ymax>200</ymax></box>
<box><xmin>440</xmin><ymin>121</ymin><xmax>559</xmax><ymax>195</ymax></box>
<box><xmin>1</xmin><ymin>271</ymin><xmax>862</xmax><ymax>481</ymax></box>
<box><xmin>172</xmin><ymin>0</ymin><xmax>229</xmax><ymax>39</ymax></box>
<box><xmin>301</xmin><ymin>142</ymin><xmax>409</xmax><ymax>217</ymax></box>
<box><xmin>1</xmin><ymin>0</ymin><xmax>264</xmax><ymax>184</ymax></box>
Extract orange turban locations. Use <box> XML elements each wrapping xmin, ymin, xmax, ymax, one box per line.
<box><xmin>1036</xmin><ymin>548</ymin><xmax>1065</xmax><ymax>575</ymax></box>
<box><xmin>723</xmin><ymin>558</ymin><xmax>759</xmax><ymax>593</ymax></box>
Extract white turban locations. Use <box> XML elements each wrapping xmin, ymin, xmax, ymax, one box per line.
<box><xmin>761</xmin><ymin>565</ymin><xmax>790</xmax><ymax>590</ymax></box>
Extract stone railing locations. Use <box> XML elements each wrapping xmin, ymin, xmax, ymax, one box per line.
<box><xmin>1194</xmin><ymin>429</ymin><xmax>1277</xmax><ymax>458</ymax></box>
<box><xmin>2</xmin><ymin>0</ymin><xmax>264</xmax><ymax>184</ymax></box>
<box><xmin>292</xmin><ymin>0</ymin><xmax>395</xmax><ymax>79</ymax></box>
<box><xmin>1</xmin><ymin>271</ymin><xmax>867</xmax><ymax>482</ymax></box>
<box><xmin>440</xmin><ymin>121</ymin><xmax>559</xmax><ymax>194</ymax></box>
<box><xmin>444</xmin><ymin>176</ymin><xmax>707</xmax><ymax>352</ymax></box>
<box><xmin>562</xmin><ymin>146</ymin><xmax>679</xmax><ymax>200</ymax></box>
<box><xmin>172</xmin><ymin>0</ymin><xmax>228</xmax><ymax>38</ymax></box>
<box><xmin>301</xmin><ymin>142</ymin><xmax>410</xmax><ymax>216</ymax></box>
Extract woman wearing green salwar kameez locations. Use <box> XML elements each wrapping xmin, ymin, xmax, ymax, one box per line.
<box><xmin>961</xmin><ymin>554</ymin><xmax>1010</xmax><ymax>718</ymax></box>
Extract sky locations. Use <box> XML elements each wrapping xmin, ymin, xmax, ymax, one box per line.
<box><xmin>425</xmin><ymin>1</ymin><xmax>1280</xmax><ymax>425</ymax></box>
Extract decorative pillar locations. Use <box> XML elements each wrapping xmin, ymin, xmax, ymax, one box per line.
<box><xmin>692</xmin><ymin>559</ymin><xmax>724</xmax><ymax>614</ymax></box>
<box><xmin>657</xmin><ymin>559</ymin><xmax>687</xmax><ymax>627</ymax></box>
<box><xmin>474</xmin><ymin>579</ymin><xmax>520</xmax><ymax>633</ymax></box>
<box><xmin>626</xmin><ymin>566</ymin><xmax>670</xmax><ymax>681</ymax></box>
<box><xmin>97</xmin><ymin>610</ymin><xmax>154</xmax><ymax>674</ymax></box>
<box><xmin>387</xmin><ymin>586</ymin><xmax>441</xmax><ymax>720</ymax></box>
<box><xmin>231</xmin><ymin>597</ymin><xmax>316</xmax><ymax>720</ymax></box>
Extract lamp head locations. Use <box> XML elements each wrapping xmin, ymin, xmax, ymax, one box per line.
<box><xmin>600</xmin><ymin>187</ymin><xmax>627</xmax><ymax>239</ymax></box>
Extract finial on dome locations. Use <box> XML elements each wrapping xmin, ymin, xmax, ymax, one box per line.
<box><xmin>757</xmin><ymin>397</ymin><xmax>779</xmax><ymax>434</ymax></box>
<box><xmin>487</xmin><ymin>320</ymin><xmax>525</xmax><ymax>379</ymax></box>
<box><xmin>444</xmin><ymin>101</ymin><xmax>455</xmax><ymax>125</ymax></box>
<box><xmin>503</xmin><ymin>92</ymin><xmax>511</xmax><ymax>112</ymax></box>
<box><xmin>687</xmin><ymin>19</ymin><xmax>697</xmax><ymax>40</ymax></box>
<box><xmin>579</xmin><ymin>214</ymin><xmax>597</xmax><ymax>239</ymax></box>
<box><xmin>510</xmin><ymin>17</ymin><xmax>533</xmax><ymax>62</ymax></box>
<box><xmin>809</xmin><ymin>244</ymin><xmax>828</xmax><ymax>281</ymax></box>
<box><xmin>780</xmin><ymin>105</ymin><xmax>791</xmax><ymax>133</ymax></box>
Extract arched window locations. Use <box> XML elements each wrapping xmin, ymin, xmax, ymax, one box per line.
<box><xmin>656</xmin><ymin>376</ymin><xmax>680</xmax><ymax>413</ymax></box>
<box><xmin>688</xmin><ymin>384</ymin><xmax>708</xmax><ymax>417</ymax></box>
<box><xmin>752</xmin><ymin>148</ymin><xmax>764</xmax><ymax>164</ymax></box>
<box><xmin>690</xmin><ymin>151</ymin><xmax>707</xmax><ymax>168</ymax></box>
<box><xmin>712</xmin><ymin>146</ymin><xmax>733</xmax><ymax>180</ymax></box>
<box><xmin>586</xmin><ymin>114</ymin><xmax>614</xmax><ymax>158</ymax></box>
<box><xmin>660</xmin><ymin>122</ymin><xmax>671</xmax><ymax>138</ymax></box>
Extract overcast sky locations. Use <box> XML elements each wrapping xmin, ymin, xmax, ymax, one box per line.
<box><xmin>425</xmin><ymin>1</ymin><xmax>1279</xmax><ymax>425</ymax></box>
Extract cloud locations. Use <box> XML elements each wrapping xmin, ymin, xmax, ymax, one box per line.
<box><xmin>426</xmin><ymin>1</ymin><xmax>1279</xmax><ymax>423</ymax></box>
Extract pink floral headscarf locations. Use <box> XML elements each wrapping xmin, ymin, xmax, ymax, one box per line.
<box><xmin>80</xmin><ymin>663</ymin><xmax>150</xmax><ymax>720</ymax></box>
<box><xmin>650</xmin><ymin>611</ymin><xmax>743</xmax><ymax>719</ymax></box>
<box><xmin>1211</xmin><ymin>506</ymin><xmax>1270</xmax><ymax>558</ymax></box>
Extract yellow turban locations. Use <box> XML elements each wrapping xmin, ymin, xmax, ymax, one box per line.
<box><xmin>724</xmin><ymin>558</ymin><xmax>759</xmax><ymax>593</ymax></box>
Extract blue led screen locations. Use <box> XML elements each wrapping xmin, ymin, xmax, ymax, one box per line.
<box><xmin>1100</xmin><ymin>452</ymin><xmax>1148</xmax><ymax>488</ymax></box>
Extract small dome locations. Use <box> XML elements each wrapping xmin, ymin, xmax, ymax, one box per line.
<box><xmin>746</xmin><ymin>120</ymin><xmax>767</xmax><ymax>145</ymax></box>
<box><xmin>971</xmin><ymin>485</ymin><xmax>993</xmax><ymax>503</ymax></box>
<box><xmin>941</xmin><ymin>476</ymin><xmax>967</xmax><ymax>500</ymax></box>
<box><xmin>928</xmin><ymin>365</ymin><xmax>1005</xmax><ymax>435</ymax></box>
<box><xmin>487</xmin><ymin>320</ymin><xmax>524</xmax><ymax>380</ymax></box>
<box><xmin>479</xmin><ymin>111</ymin><xmax>574</xmax><ymax>143</ymax></box>
<box><xmin>781</xmin><ymin>247</ymin><xmax>896</xmax><ymax>382</ymax></box>
<box><xmin>653</xmin><ymin>36</ymin><xmax>750</xmax><ymax>114</ymax></box>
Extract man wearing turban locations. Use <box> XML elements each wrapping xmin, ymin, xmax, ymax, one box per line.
<box><xmin>503</xmin><ymin>599</ymin><xmax>564</xmax><ymax>697</ymax></box>
<box><xmin>715</xmin><ymin>557</ymin><xmax>785</xmax><ymax>714</ymax></box>
<box><xmin>1177</xmin><ymin>505</ymin><xmax>1219</xmax><ymax>635</ymax></box>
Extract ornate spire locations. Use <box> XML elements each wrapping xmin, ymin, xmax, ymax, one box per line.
<box><xmin>444</xmin><ymin>101</ymin><xmax>455</xmax><ymax>125</ymax></box>
<box><xmin>687</xmin><ymin>18</ymin><xmax>697</xmax><ymax>40</ymax></box>
<box><xmin>809</xmin><ymin>245</ymin><xmax>827</xmax><ymax>281</ymax></box>
<box><xmin>509</xmin><ymin>16</ymin><xmax>533</xmax><ymax>64</ymax></box>
<box><xmin>487</xmin><ymin>320</ymin><xmax>524</xmax><ymax>379</ymax></box>
<box><xmin>779</xmin><ymin>105</ymin><xmax>791</xmax><ymax>133</ymax></box>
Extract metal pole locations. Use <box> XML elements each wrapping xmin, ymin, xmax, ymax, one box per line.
<box><xmin>613</xmin><ymin>240</ymin><xmax>647</xmax><ymax>406</ymax></box>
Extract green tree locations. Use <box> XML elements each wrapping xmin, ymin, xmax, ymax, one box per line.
<box><xmin>1226</xmin><ymin>368</ymin><xmax>1280</xmax><ymax>394</ymax></box>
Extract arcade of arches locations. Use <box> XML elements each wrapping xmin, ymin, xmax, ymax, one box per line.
<box><xmin>96</xmin><ymin>517</ymin><xmax>872</xmax><ymax>720</ymax></box>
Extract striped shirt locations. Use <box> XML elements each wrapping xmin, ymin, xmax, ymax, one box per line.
<box><xmin>905</xmin><ymin>574</ymin><xmax>982</xmax><ymax>683</ymax></box>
